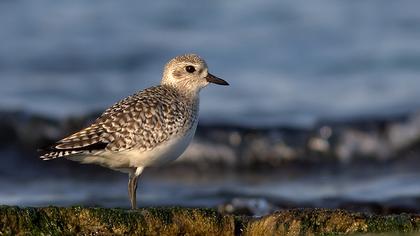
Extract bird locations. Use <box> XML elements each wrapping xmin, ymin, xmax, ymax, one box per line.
<box><xmin>38</xmin><ymin>54</ymin><xmax>229</xmax><ymax>209</ymax></box>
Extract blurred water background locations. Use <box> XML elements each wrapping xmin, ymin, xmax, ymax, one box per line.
<box><xmin>1</xmin><ymin>0</ymin><xmax>420</xmax><ymax>215</ymax></box>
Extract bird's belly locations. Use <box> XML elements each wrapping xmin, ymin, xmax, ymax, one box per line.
<box><xmin>68</xmin><ymin>124</ymin><xmax>197</xmax><ymax>170</ymax></box>
<box><xmin>123</xmin><ymin>126</ymin><xmax>197</xmax><ymax>167</ymax></box>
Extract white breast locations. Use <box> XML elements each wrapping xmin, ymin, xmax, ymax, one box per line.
<box><xmin>129</xmin><ymin>121</ymin><xmax>198</xmax><ymax>167</ymax></box>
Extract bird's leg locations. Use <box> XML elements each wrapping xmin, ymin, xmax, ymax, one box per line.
<box><xmin>128</xmin><ymin>167</ymin><xmax>144</xmax><ymax>209</ymax></box>
<box><xmin>128</xmin><ymin>176</ymin><xmax>136</xmax><ymax>209</ymax></box>
<box><xmin>129</xmin><ymin>176</ymin><xmax>139</xmax><ymax>209</ymax></box>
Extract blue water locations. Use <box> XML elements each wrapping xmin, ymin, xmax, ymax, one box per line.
<box><xmin>1</xmin><ymin>1</ymin><xmax>420</xmax><ymax>127</ymax></box>
<box><xmin>2</xmin><ymin>1</ymin><xmax>420</xmax><ymax>211</ymax></box>
<box><xmin>3</xmin><ymin>161</ymin><xmax>420</xmax><ymax>212</ymax></box>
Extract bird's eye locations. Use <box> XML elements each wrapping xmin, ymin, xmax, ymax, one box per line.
<box><xmin>185</xmin><ymin>65</ymin><xmax>196</xmax><ymax>73</ymax></box>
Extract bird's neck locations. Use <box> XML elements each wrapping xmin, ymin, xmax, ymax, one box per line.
<box><xmin>162</xmin><ymin>84</ymin><xmax>200</xmax><ymax>105</ymax></box>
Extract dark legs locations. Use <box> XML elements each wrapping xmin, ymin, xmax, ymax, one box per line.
<box><xmin>128</xmin><ymin>175</ymin><xmax>138</xmax><ymax>209</ymax></box>
<box><xmin>128</xmin><ymin>167</ymin><xmax>144</xmax><ymax>209</ymax></box>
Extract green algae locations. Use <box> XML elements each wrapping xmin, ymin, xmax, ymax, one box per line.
<box><xmin>0</xmin><ymin>206</ymin><xmax>419</xmax><ymax>235</ymax></box>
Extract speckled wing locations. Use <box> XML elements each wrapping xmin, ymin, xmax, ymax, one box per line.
<box><xmin>39</xmin><ymin>85</ymin><xmax>195</xmax><ymax>160</ymax></box>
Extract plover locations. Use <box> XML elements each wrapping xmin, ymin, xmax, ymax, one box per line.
<box><xmin>39</xmin><ymin>54</ymin><xmax>228</xmax><ymax>209</ymax></box>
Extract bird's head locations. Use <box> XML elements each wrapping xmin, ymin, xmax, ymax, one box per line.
<box><xmin>161</xmin><ymin>54</ymin><xmax>228</xmax><ymax>95</ymax></box>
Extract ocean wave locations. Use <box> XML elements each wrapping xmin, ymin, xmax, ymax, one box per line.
<box><xmin>1</xmin><ymin>109</ymin><xmax>420</xmax><ymax>169</ymax></box>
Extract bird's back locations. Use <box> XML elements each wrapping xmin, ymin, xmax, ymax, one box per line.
<box><xmin>39</xmin><ymin>85</ymin><xmax>199</xmax><ymax>161</ymax></box>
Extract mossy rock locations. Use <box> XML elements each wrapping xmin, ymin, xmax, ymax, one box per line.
<box><xmin>0</xmin><ymin>206</ymin><xmax>420</xmax><ymax>235</ymax></box>
<box><xmin>244</xmin><ymin>209</ymin><xmax>420</xmax><ymax>236</ymax></box>
<box><xmin>0</xmin><ymin>206</ymin><xmax>233</xmax><ymax>235</ymax></box>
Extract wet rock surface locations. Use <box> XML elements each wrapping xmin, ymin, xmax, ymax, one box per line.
<box><xmin>0</xmin><ymin>206</ymin><xmax>419</xmax><ymax>235</ymax></box>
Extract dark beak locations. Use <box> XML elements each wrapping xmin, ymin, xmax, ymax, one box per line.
<box><xmin>205</xmin><ymin>73</ymin><xmax>229</xmax><ymax>86</ymax></box>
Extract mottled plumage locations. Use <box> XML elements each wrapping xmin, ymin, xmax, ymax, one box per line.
<box><xmin>38</xmin><ymin>54</ymin><xmax>228</xmax><ymax>209</ymax></box>
<box><xmin>40</xmin><ymin>85</ymin><xmax>198</xmax><ymax>160</ymax></box>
